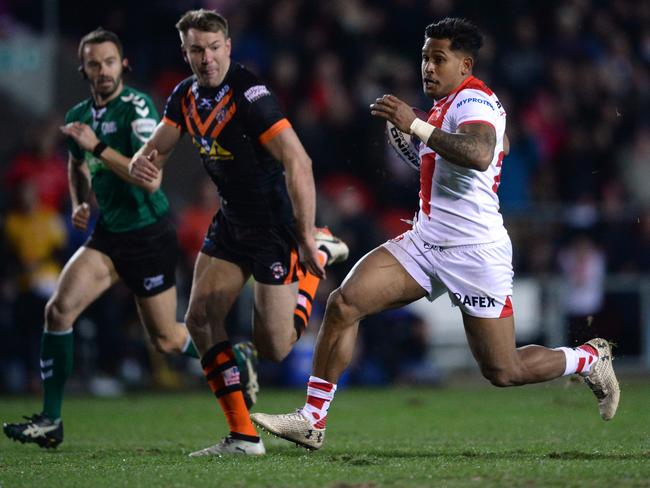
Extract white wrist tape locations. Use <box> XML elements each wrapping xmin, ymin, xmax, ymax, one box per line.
<box><xmin>410</xmin><ymin>118</ymin><xmax>435</xmax><ymax>143</ymax></box>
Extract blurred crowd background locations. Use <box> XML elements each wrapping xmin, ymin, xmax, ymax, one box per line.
<box><xmin>0</xmin><ymin>0</ymin><xmax>648</xmax><ymax>395</ymax></box>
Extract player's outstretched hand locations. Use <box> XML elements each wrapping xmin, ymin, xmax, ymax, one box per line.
<box><xmin>60</xmin><ymin>122</ymin><xmax>99</xmax><ymax>152</ymax></box>
<box><xmin>71</xmin><ymin>202</ymin><xmax>90</xmax><ymax>231</ymax></box>
<box><xmin>129</xmin><ymin>149</ymin><xmax>160</xmax><ymax>183</ymax></box>
<box><xmin>299</xmin><ymin>237</ymin><xmax>326</xmax><ymax>279</ymax></box>
<box><xmin>370</xmin><ymin>94</ymin><xmax>417</xmax><ymax>133</ymax></box>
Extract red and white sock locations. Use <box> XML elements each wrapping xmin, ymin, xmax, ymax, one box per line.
<box><xmin>300</xmin><ymin>375</ymin><xmax>337</xmax><ymax>429</ymax></box>
<box><xmin>555</xmin><ymin>344</ymin><xmax>599</xmax><ymax>376</ymax></box>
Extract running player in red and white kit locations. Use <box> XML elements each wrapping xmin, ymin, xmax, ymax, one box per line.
<box><xmin>251</xmin><ymin>18</ymin><xmax>620</xmax><ymax>451</ymax></box>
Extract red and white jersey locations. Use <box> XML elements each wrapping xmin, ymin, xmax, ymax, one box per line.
<box><xmin>415</xmin><ymin>76</ymin><xmax>507</xmax><ymax>247</ymax></box>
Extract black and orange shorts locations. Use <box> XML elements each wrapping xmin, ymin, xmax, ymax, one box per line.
<box><xmin>200</xmin><ymin>211</ymin><xmax>303</xmax><ymax>285</ymax></box>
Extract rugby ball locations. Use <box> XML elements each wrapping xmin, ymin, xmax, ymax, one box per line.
<box><xmin>386</xmin><ymin>121</ymin><xmax>421</xmax><ymax>171</ymax></box>
<box><xmin>386</xmin><ymin>108</ymin><xmax>428</xmax><ymax>171</ymax></box>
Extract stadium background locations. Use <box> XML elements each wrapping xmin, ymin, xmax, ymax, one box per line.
<box><xmin>0</xmin><ymin>0</ymin><xmax>648</xmax><ymax>396</ymax></box>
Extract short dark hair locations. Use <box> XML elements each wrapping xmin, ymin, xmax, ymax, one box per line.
<box><xmin>175</xmin><ymin>9</ymin><xmax>229</xmax><ymax>39</ymax></box>
<box><xmin>424</xmin><ymin>18</ymin><xmax>483</xmax><ymax>60</ymax></box>
<box><xmin>78</xmin><ymin>28</ymin><xmax>123</xmax><ymax>62</ymax></box>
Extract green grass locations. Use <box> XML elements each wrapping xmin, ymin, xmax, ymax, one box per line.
<box><xmin>1</xmin><ymin>379</ymin><xmax>649</xmax><ymax>487</ymax></box>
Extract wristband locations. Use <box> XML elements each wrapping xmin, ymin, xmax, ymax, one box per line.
<box><xmin>409</xmin><ymin>118</ymin><xmax>435</xmax><ymax>143</ymax></box>
<box><xmin>92</xmin><ymin>141</ymin><xmax>108</xmax><ymax>158</ymax></box>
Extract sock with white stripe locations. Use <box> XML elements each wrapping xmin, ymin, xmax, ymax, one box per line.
<box><xmin>300</xmin><ymin>375</ymin><xmax>337</xmax><ymax>429</ymax></box>
<box><xmin>555</xmin><ymin>344</ymin><xmax>599</xmax><ymax>376</ymax></box>
<box><xmin>41</xmin><ymin>329</ymin><xmax>74</xmax><ymax>421</ymax></box>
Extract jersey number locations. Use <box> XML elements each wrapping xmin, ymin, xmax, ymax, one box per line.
<box><xmin>492</xmin><ymin>151</ymin><xmax>505</xmax><ymax>193</ymax></box>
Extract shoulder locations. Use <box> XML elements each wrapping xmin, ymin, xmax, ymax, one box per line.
<box><xmin>454</xmin><ymin>78</ymin><xmax>499</xmax><ymax>113</ymax></box>
<box><xmin>119</xmin><ymin>86</ymin><xmax>156</xmax><ymax>112</ymax></box>
<box><xmin>462</xmin><ymin>76</ymin><xmax>494</xmax><ymax>97</ymax></box>
<box><xmin>167</xmin><ymin>76</ymin><xmax>195</xmax><ymax>100</ymax></box>
<box><xmin>229</xmin><ymin>63</ymin><xmax>262</xmax><ymax>86</ymax></box>
<box><xmin>118</xmin><ymin>86</ymin><xmax>158</xmax><ymax>123</ymax></box>
<box><xmin>64</xmin><ymin>98</ymin><xmax>91</xmax><ymax>122</ymax></box>
<box><xmin>121</xmin><ymin>86</ymin><xmax>155</xmax><ymax>107</ymax></box>
<box><xmin>229</xmin><ymin>64</ymin><xmax>272</xmax><ymax>100</ymax></box>
<box><xmin>454</xmin><ymin>89</ymin><xmax>497</xmax><ymax>112</ymax></box>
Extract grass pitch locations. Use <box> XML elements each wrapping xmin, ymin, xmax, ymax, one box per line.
<box><xmin>1</xmin><ymin>379</ymin><xmax>648</xmax><ymax>487</ymax></box>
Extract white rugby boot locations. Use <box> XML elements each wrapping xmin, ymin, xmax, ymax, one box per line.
<box><xmin>315</xmin><ymin>227</ymin><xmax>349</xmax><ymax>265</ymax></box>
<box><xmin>251</xmin><ymin>410</ymin><xmax>325</xmax><ymax>451</ymax></box>
<box><xmin>580</xmin><ymin>338</ymin><xmax>620</xmax><ymax>421</ymax></box>
<box><xmin>188</xmin><ymin>435</ymin><xmax>266</xmax><ymax>457</ymax></box>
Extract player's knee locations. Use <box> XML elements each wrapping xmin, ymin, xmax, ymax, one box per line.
<box><xmin>481</xmin><ymin>367</ymin><xmax>520</xmax><ymax>387</ymax></box>
<box><xmin>326</xmin><ymin>288</ymin><xmax>363</xmax><ymax>325</ymax></box>
<box><xmin>256</xmin><ymin>341</ymin><xmax>291</xmax><ymax>363</ymax></box>
<box><xmin>44</xmin><ymin>296</ymin><xmax>73</xmax><ymax>331</ymax></box>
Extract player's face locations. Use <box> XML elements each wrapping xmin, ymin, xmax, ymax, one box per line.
<box><xmin>182</xmin><ymin>28</ymin><xmax>232</xmax><ymax>88</ymax></box>
<box><xmin>421</xmin><ymin>37</ymin><xmax>472</xmax><ymax>99</ymax></box>
<box><xmin>82</xmin><ymin>42</ymin><xmax>125</xmax><ymax>101</ymax></box>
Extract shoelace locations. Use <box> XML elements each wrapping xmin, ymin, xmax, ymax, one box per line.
<box><xmin>290</xmin><ymin>409</ymin><xmax>311</xmax><ymax>422</ymax></box>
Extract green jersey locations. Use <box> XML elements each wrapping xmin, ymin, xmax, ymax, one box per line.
<box><xmin>65</xmin><ymin>85</ymin><xmax>169</xmax><ymax>233</ymax></box>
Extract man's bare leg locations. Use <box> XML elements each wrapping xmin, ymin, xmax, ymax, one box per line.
<box><xmin>251</xmin><ymin>247</ymin><xmax>426</xmax><ymax>448</ymax></box>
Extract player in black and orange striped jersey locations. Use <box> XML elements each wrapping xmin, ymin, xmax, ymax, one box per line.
<box><xmin>128</xmin><ymin>9</ymin><xmax>348</xmax><ymax>457</ymax></box>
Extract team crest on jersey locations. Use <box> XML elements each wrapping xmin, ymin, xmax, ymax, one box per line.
<box><xmin>270</xmin><ymin>261</ymin><xmax>287</xmax><ymax>280</ymax></box>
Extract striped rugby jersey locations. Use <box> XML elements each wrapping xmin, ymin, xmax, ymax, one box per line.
<box><xmin>163</xmin><ymin>63</ymin><xmax>294</xmax><ymax>226</ymax></box>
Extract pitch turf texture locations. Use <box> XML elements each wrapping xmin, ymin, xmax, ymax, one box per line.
<box><xmin>1</xmin><ymin>380</ymin><xmax>648</xmax><ymax>487</ymax></box>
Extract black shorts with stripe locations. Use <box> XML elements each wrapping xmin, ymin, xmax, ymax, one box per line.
<box><xmin>201</xmin><ymin>211</ymin><xmax>302</xmax><ymax>285</ymax></box>
<box><xmin>85</xmin><ymin>216</ymin><xmax>179</xmax><ymax>297</ymax></box>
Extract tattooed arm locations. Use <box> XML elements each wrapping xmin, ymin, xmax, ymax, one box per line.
<box><xmin>425</xmin><ymin>122</ymin><xmax>495</xmax><ymax>171</ymax></box>
<box><xmin>370</xmin><ymin>94</ymin><xmax>496</xmax><ymax>171</ymax></box>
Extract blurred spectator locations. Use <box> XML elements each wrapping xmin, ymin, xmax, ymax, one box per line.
<box><xmin>557</xmin><ymin>233</ymin><xmax>606</xmax><ymax>345</ymax></box>
<box><xmin>4</xmin><ymin>115</ymin><xmax>68</xmax><ymax>212</ymax></box>
<box><xmin>2</xmin><ymin>180</ymin><xmax>66</xmax><ymax>390</ymax></box>
<box><xmin>618</xmin><ymin>127</ymin><xmax>650</xmax><ymax>208</ymax></box>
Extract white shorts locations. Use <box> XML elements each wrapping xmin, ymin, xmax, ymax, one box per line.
<box><xmin>382</xmin><ymin>229</ymin><xmax>514</xmax><ymax>319</ymax></box>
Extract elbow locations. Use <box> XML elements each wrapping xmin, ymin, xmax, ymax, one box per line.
<box><xmin>473</xmin><ymin>151</ymin><xmax>494</xmax><ymax>172</ymax></box>
<box><xmin>300</xmin><ymin>154</ymin><xmax>313</xmax><ymax>171</ymax></box>
<box><xmin>474</xmin><ymin>160</ymin><xmax>491</xmax><ymax>172</ymax></box>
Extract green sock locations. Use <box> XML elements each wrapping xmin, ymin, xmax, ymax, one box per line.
<box><xmin>182</xmin><ymin>334</ymin><xmax>199</xmax><ymax>358</ymax></box>
<box><xmin>41</xmin><ymin>330</ymin><xmax>74</xmax><ymax>421</ymax></box>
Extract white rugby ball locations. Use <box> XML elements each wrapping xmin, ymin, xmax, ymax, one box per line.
<box><xmin>386</xmin><ymin>120</ymin><xmax>421</xmax><ymax>171</ymax></box>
